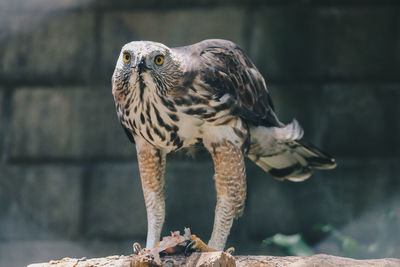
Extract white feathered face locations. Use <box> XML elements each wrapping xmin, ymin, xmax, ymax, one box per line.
<box><xmin>112</xmin><ymin>41</ymin><xmax>182</xmax><ymax>104</ymax></box>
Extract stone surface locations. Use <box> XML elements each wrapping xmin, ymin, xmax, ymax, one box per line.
<box><xmin>0</xmin><ymin>0</ymin><xmax>84</xmax><ymax>12</ymax></box>
<box><xmin>266</xmin><ymin>82</ymin><xmax>400</xmax><ymax>157</ymax></box>
<box><xmin>0</xmin><ymin>240</ymin><xmax>134</xmax><ymax>267</ymax></box>
<box><xmin>94</xmin><ymin>0</ymin><xmax>267</xmax><ymax>9</ymax></box>
<box><xmin>396</xmin><ymin>15</ymin><xmax>400</xmax><ymax>80</ymax></box>
<box><xmin>246</xmin><ymin>162</ymin><xmax>304</xmax><ymax>240</ymax></box>
<box><xmin>250</xmin><ymin>7</ymin><xmax>398</xmax><ymax>81</ymax></box>
<box><xmin>84</xmin><ymin>163</ymin><xmax>146</xmax><ymax>238</ymax></box>
<box><xmin>0</xmin><ymin>89</ymin><xmax>4</xmax><ymax>158</ymax></box>
<box><xmin>0</xmin><ymin>11</ymin><xmax>94</xmax><ymax>83</ymax></box>
<box><xmin>101</xmin><ymin>7</ymin><xmax>247</xmax><ymax>83</ymax></box>
<box><xmin>10</xmin><ymin>87</ymin><xmax>135</xmax><ymax>160</ymax></box>
<box><xmin>0</xmin><ymin>165</ymin><xmax>83</xmax><ymax>239</ymax></box>
<box><xmin>236</xmin><ymin>254</ymin><xmax>400</xmax><ymax>267</ymax></box>
<box><xmin>26</xmin><ymin>253</ymin><xmax>400</xmax><ymax>267</ymax></box>
<box><xmin>93</xmin><ymin>0</ymin><xmax>397</xmax><ymax>9</ymax></box>
<box><xmin>30</xmin><ymin>255</ymin><xmax>132</xmax><ymax>267</ymax></box>
<box><xmin>319</xmin><ymin>84</ymin><xmax>400</xmax><ymax>157</ymax></box>
<box><xmin>395</xmin><ymin>88</ymin><xmax>400</xmax><ymax>155</ymax></box>
<box><xmin>0</xmin><ymin>89</ymin><xmax>3</xmax><ymax>115</ymax></box>
<box><xmin>271</xmin><ymin>82</ymin><xmax>400</xmax><ymax>157</ymax></box>
<box><xmin>0</xmin><ymin>2</ymin><xmax>399</xmax><ymax>267</ymax></box>
<box><xmin>186</xmin><ymin>252</ymin><xmax>236</xmax><ymax>267</ymax></box>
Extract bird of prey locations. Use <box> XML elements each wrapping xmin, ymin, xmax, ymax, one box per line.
<box><xmin>111</xmin><ymin>39</ymin><xmax>336</xmax><ymax>252</ymax></box>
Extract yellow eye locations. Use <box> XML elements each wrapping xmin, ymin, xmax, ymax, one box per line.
<box><xmin>154</xmin><ymin>55</ymin><xmax>164</xmax><ymax>66</ymax></box>
<box><xmin>123</xmin><ymin>53</ymin><xmax>131</xmax><ymax>63</ymax></box>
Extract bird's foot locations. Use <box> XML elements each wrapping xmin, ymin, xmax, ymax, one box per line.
<box><xmin>132</xmin><ymin>242</ymin><xmax>144</xmax><ymax>255</ymax></box>
<box><xmin>131</xmin><ymin>231</ymin><xmax>235</xmax><ymax>266</ymax></box>
<box><xmin>131</xmin><ymin>230</ymin><xmax>191</xmax><ymax>266</ymax></box>
<box><xmin>186</xmin><ymin>235</ymin><xmax>235</xmax><ymax>255</ymax></box>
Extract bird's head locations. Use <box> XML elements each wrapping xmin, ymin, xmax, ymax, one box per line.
<box><xmin>112</xmin><ymin>41</ymin><xmax>183</xmax><ymax>104</ymax></box>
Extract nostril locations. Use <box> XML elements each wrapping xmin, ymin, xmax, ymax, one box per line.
<box><xmin>137</xmin><ymin>58</ymin><xmax>147</xmax><ymax>73</ymax></box>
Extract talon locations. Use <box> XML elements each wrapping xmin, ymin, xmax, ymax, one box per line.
<box><xmin>188</xmin><ymin>235</ymin><xmax>217</xmax><ymax>252</ymax></box>
<box><xmin>185</xmin><ymin>239</ymin><xmax>196</xmax><ymax>256</ymax></box>
<box><xmin>165</xmin><ymin>260</ymin><xmax>174</xmax><ymax>267</ymax></box>
<box><xmin>133</xmin><ymin>242</ymin><xmax>142</xmax><ymax>255</ymax></box>
<box><xmin>225</xmin><ymin>247</ymin><xmax>235</xmax><ymax>255</ymax></box>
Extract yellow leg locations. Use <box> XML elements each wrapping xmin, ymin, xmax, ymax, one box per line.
<box><xmin>189</xmin><ymin>235</ymin><xmax>235</xmax><ymax>254</ymax></box>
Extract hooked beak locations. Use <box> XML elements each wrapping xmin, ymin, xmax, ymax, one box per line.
<box><xmin>136</xmin><ymin>55</ymin><xmax>148</xmax><ymax>74</ymax></box>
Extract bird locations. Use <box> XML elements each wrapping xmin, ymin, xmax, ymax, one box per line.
<box><xmin>111</xmin><ymin>39</ymin><xmax>336</xmax><ymax>252</ymax></box>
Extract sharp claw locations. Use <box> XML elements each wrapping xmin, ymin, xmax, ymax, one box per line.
<box><xmin>159</xmin><ymin>250</ymin><xmax>168</xmax><ymax>257</ymax></box>
<box><xmin>165</xmin><ymin>260</ymin><xmax>174</xmax><ymax>267</ymax></box>
<box><xmin>132</xmin><ymin>242</ymin><xmax>142</xmax><ymax>255</ymax></box>
<box><xmin>225</xmin><ymin>247</ymin><xmax>235</xmax><ymax>255</ymax></box>
<box><xmin>187</xmin><ymin>234</ymin><xmax>217</xmax><ymax>253</ymax></box>
<box><xmin>185</xmin><ymin>240</ymin><xmax>196</xmax><ymax>256</ymax></box>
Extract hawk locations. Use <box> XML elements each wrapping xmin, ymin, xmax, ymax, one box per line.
<box><xmin>112</xmin><ymin>39</ymin><xmax>336</xmax><ymax>251</ymax></box>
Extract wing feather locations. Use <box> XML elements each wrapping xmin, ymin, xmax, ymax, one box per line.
<box><xmin>173</xmin><ymin>39</ymin><xmax>280</xmax><ymax>127</ymax></box>
<box><xmin>172</xmin><ymin>40</ymin><xmax>336</xmax><ymax>180</ymax></box>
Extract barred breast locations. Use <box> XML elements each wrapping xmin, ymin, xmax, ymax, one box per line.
<box><xmin>119</xmin><ymin>84</ymin><xmax>247</xmax><ymax>153</ymax></box>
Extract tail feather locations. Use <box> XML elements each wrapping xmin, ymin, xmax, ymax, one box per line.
<box><xmin>248</xmin><ymin>120</ymin><xmax>336</xmax><ymax>182</ymax></box>
<box><xmin>295</xmin><ymin>138</ymin><xmax>336</xmax><ymax>170</ymax></box>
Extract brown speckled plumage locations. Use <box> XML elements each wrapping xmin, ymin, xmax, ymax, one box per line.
<box><xmin>112</xmin><ymin>39</ymin><xmax>336</xmax><ymax>250</ymax></box>
<box><xmin>208</xmin><ymin>141</ymin><xmax>246</xmax><ymax>250</ymax></box>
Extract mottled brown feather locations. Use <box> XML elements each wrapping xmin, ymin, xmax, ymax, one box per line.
<box><xmin>172</xmin><ymin>39</ymin><xmax>280</xmax><ymax>127</ymax></box>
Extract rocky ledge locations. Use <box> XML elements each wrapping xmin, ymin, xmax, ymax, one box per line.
<box><xmin>28</xmin><ymin>252</ymin><xmax>400</xmax><ymax>267</ymax></box>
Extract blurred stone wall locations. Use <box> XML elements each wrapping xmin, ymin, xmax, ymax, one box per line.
<box><xmin>0</xmin><ymin>0</ymin><xmax>399</xmax><ymax>266</ymax></box>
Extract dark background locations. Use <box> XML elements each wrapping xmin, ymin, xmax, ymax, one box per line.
<box><xmin>0</xmin><ymin>0</ymin><xmax>399</xmax><ymax>266</ymax></box>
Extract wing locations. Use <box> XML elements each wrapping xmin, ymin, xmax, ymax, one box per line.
<box><xmin>175</xmin><ymin>39</ymin><xmax>281</xmax><ymax>127</ymax></box>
